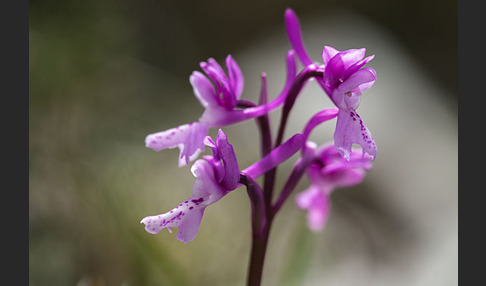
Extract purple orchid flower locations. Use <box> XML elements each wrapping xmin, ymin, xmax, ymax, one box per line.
<box><xmin>145</xmin><ymin>55</ymin><xmax>243</xmax><ymax>167</ymax></box>
<box><xmin>141</xmin><ymin>129</ymin><xmax>307</xmax><ymax>243</ymax></box>
<box><xmin>141</xmin><ymin>129</ymin><xmax>240</xmax><ymax>243</ymax></box>
<box><xmin>284</xmin><ymin>8</ymin><xmax>377</xmax><ymax>160</ymax></box>
<box><xmin>145</xmin><ymin>52</ymin><xmax>305</xmax><ymax>167</ymax></box>
<box><xmin>296</xmin><ymin>143</ymin><xmax>373</xmax><ymax>231</ymax></box>
<box><xmin>321</xmin><ymin>47</ymin><xmax>377</xmax><ymax>160</ymax></box>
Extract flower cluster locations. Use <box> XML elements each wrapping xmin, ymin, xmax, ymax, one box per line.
<box><xmin>140</xmin><ymin>7</ymin><xmax>377</xmax><ymax>256</ymax></box>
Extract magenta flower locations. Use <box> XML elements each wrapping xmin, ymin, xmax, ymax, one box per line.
<box><xmin>141</xmin><ymin>129</ymin><xmax>309</xmax><ymax>243</ymax></box>
<box><xmin>284</xmin><ymin>8</ymin><xmax>377</xmax><ymax>160</ymax></box>
<box><xmin>145</xmin><ymin>55</ymin><xmax>243</xmax><ymax>166</ymax></box>
<box><xmin>296</xmin><ymin>143</ymin><xmax>372</xmax><ymax>231</ymax></box>
<box><xmin>141</xmin><ymin>129</ymin><xmax>240</xmax><ymax>243</ymax></box>
<box><xmin>322</xmin><ymin>46</ymin><xmax>377</xmax><ymax>160</ymax></box>
<box><xmin>145</xmin><ymin>53</ymin><xmax>302</xmax><ymax>166</ymax></box>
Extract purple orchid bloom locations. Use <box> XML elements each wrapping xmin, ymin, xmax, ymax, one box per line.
<box><xmin>145</xmin><ymin>52</ymin><xmax>305</xmax><ymax>167</ymax></box>
<box><xmin>322</xmin><ymin>47</ymin><xmax>377</xmax><ymax>160</ymax></box>
<box><xmin>284</xmin><ymin>8</ymin><xmax>377</xmax><ymax>160</ymax></box>
<box><xmin>141</xmin><ymin>129</ymin><xmax>310</xmax><ymax>243</ymax></box>
<box><xmin>296</xmin><ymin>143</ymin><xmax>373</xmax><ymax>231</ymax></box>
<box><xmin>145</xmin><ymin>55</ymin><xmax>243</xmax><ymax>167</ymax></box>
<box><xmin>141</xmin><ymin>129</ymin><xmax>240</xmax><ymax>243</ymax></box>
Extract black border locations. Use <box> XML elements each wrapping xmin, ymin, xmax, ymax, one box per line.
<box><xmin>5</xmin><ymin>0</ymin><xmax>29</xmax><ymax>284</ymax></box>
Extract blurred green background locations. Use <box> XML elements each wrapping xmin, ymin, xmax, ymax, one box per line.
<box><xmin>29</xmin><ymin>0</ymin><xmax>457</xmax><ymax>285</ymax></box>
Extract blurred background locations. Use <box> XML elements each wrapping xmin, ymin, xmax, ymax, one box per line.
<box><xmin>29</xmin><ymin>0</ymin><xmax>457</xmax><ymax>285</ymax></box>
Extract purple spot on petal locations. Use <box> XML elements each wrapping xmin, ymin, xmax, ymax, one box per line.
<box><xmin>191</xmin><ymin>197</ymin><xmax>204</xmax><ymax>205</ymax></box>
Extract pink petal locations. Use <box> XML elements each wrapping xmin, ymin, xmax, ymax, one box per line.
<box><xmin>308</xmin><ymin>143</ymin><xmax>373</xmax><ymax>191</ymax></box>
<box><xmin>207</xmin><ymin>58</ymin><xmax>226</xmax><ymax>78</ymax></box>
<box><xmin>140</xmin><ymin>198</ymin><xmax>206</xmax><ymax>244</ymax></box>
<box><xmin>324</xmin><ymin>49</ymin><xmax>366</xmax><ymax>86</ymax></box>
<box><xmin>321</xmin><ymin>166</ymin><xmax>367</xmax><ymax>188</ymax></box>
<box><xmin>190</xmin><ymin>159</ymin><xmax>225</xmax><ymax>201</ymax></box>
<box><xmin>145</xmin><ymin>122</ymin><xmax>209</xmax><ymax>167</ymax></box>
<box><xmin>226</xmin><ymin>55</ymin><xmax>244</xmax><ymax>99</ymax></box>
<box><xmin>201</xmin><ymin>63</ymin><xmax>234</xmax><ymax>108</ymax></box>
<box><xmin>334</xmin><ymin>109</ymin><xmax>377</xmax><ymax>160</ymax></box>
<box><xmin>190</xmin><ymin>71</ymin><xmax>218</xmax><ymax>107</ymax></box>
<box><xmin>176</xmin><ymin>207</ymin><xmax>205</xmax><ymax>243</ymax></box>
<box><xmin>342</xmin><ymin>55</ymin><xmax>375</xmax><ymax>80</ymax></box>
<box><xmin>296</xmin><ymin>186</ymin><xmax>331</xmax><ymax>232</ymax></box>
<box><xmin>215</xmin><ymin>129</ymin><xmax>240</xmax><ymax>190</ymax></box>
<box><xmin>339</xmin><ymin>48</ymin><xmax>366</xmax><ymax>70</ymax></box>
<box><xmin>321</xmin><ymin>46</ymin><xmax>339</xmax><ymax>65</ymax></box>
<box><xmin>337</xmin><ymin>67</ymin><xmax>376</xmax><ymax>95</ymax></box>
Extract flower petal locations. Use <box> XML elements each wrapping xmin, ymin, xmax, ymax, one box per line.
<box><xmin>296</xmin><ymin>186</ymin><xmax>331</xmax><ymax>232</ymax></box>
<box><xmin>334</xmin><ymin>109</ymin><xmax>377</xmax><ymax>160</ymax></box>
<box><xmin>190</xmin><ymin>71</ymin><xmax>218</xmax><ymax>107</ymax></box>
<box><xmin>226</xmin><ymin>55</ymin><xmax>244</xmax><ymax>99</ymax></box>
<box><xmin>309</xmin><ymin>143</ymin><xmax>373</xmax><ymax>188</ymax></box>
<box><xmin>338</xmin><ymin>48</ymin><xmax>366</xmax><ymax>70</ymax></box>
<box><xmin>202</xmin><ymin>63</ymin><xmax>234</xmax><ymax>108</ymax></box>
<box><xmin>321</xmin><ymin>46</ymin><xmax>339</xmax><ymax>65</ymax></box>
<box><xmin>342</xmin><ymin>55</ymin><xmax>375</xmax><ymax>81</ymax></box>
<box><xmin>140</xmin><ymin>197</ymin><xmax>206</xmax><ymax>244</ymax></box>
<box><xmin>145</xmin><ymin>122</ymin><xmax>209</xmax><ymax>166</ymax></box>
<box><xmin>207</xmin><ymin>58</ymin><xmax>226</xmax><ymax>78</ymax></box>
<box><xmin>324</xmin><ymin>49</ymin><xmax>366</xmax><ymax>87</ymax></box>
<box><xmin>337</xmin><ymin>67</ymin><xmax>376</xmax><ymax>95</ymax></box>
<box><xmin>190</xmin><ymin>159</ymin><xmax>225</xmax><ymax>202</ymax></box>
<box><xmin>321</xmin><ymin>165</ymin><xmax>367</xmax><ymax>188</ymax></box>
<box><xmin>176</xmin><ymin>207</ymin><xmax>205</xmax><ymax>243</ymax></box>
<box><xmin>203</xmin><ymin>136</ymin><xmax>219</xmax><ymax>159</ymax></box>
<box><xmin>215</xmin><ymin>129</ymin><xmax>240</xmax><ymax>190</ymax></box>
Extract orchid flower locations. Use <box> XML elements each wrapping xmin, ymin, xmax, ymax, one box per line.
<box><xmin>141</xmin><ymin>129</ymin><xmax>307</xmax><ymax>243</ymax></box>
<box><xmin>145</xmin><ymin>55</ymin><xmax>243</xmax><ymax>167</ymax></box>
<box><xmin>322</xmin><ymin>47</ymin><xmax>377</xmax><ymax>160</ymax></box>
<box><xmin>284</xmin><ymin>8</ymin><xmax>377</xmax><ymax>160</ymax></box>
<box><xmin>141</xmin><ymin>129</ymin><xmax>240</xmax><ymax>243</ymax></box>
<box><xmin>296</xmin><ymin>143</ymin><xmax>373</xmax><ymax>231</ymax></box>
<box><xmin>145</xmin><ymin>52</ymin><xmax>307</xmax><ymax>166</ymax></box>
